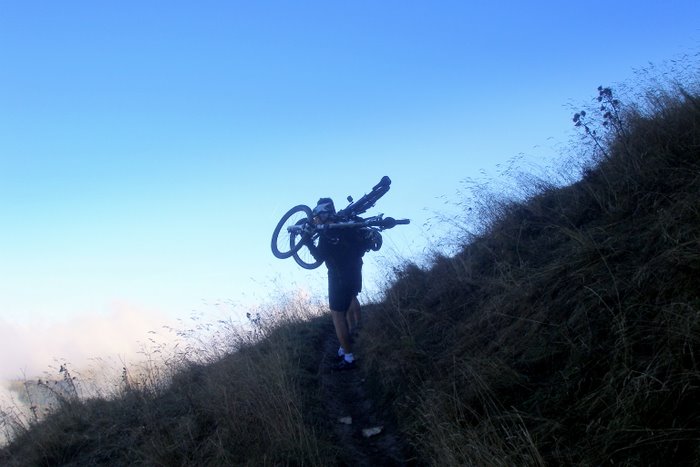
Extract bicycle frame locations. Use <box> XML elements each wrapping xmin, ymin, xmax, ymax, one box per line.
<box><xmin>287</xmin><ymin>214</ymin><xmax>404</xmax><ymax>236</ymax></box>
<box><xmin>270</xmin><ymin>176</ymin><xmax>409</xmax><ymax>269</ymax></box>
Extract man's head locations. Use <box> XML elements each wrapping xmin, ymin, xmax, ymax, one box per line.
<box><xmin>313</xmin><ymin>198</ymin><xmax>335</xmax><ymax>224</ymax></box>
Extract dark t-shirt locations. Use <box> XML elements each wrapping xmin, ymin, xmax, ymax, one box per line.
<box><xmin>314</xmin><ymin>228</ymin><xmax>367</xmax><ymax>275</ymax></box>
<box><xmin>308</xmin><ymin>227</ymin><xmax>371</xmax><ymax>311</ymax></box>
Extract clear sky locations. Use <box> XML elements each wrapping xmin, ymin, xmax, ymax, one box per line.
<box><xmin>1</xmin><ymin>1</ymin><xmax>698</xmax><ymax>380</ymax></box>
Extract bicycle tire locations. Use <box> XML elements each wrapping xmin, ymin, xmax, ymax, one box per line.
<box><xmin>271</xmin><ymin>204</ymin><xmax>313</xmax><ymax>259</ymax></box>
<box><xmin>291</xmin><ymin>220</ymin><xmax>323</xmax><ymax>270</ymax></box>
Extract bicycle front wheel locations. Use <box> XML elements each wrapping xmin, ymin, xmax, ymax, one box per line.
<box><xmin>291</xmin><ymin>221</ymin><xmax>322</xmax><ymax>269</ymax></box>
<box><xmin>271</xmin><ymin>205</ymin><xmax>313</xmax><ymax>259</ymax></box>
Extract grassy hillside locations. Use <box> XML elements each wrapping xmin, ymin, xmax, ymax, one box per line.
<box><xmin>1</xmin><ymin>298</ymin><xmax>341</xmax><ymax>465</ymax></box>
<box><xmin>2</xmin><ymin>81</ymin><xmax>699</xmax><ymax>465</ymax></box>
<box><xmin>361</xmin><ymin>84</ymin><xmax>700</xmax><ymax>465</ymax></box>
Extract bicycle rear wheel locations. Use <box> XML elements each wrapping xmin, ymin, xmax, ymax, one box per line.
<box><xmin>271</xmin><ymin>205</ymin><xmax>312</xmax><ymax>259</ymax></box>
<box><xmin>291</xmin><ymin>222</ymin><xmax>322</xmax><ymax>269</ymax></box>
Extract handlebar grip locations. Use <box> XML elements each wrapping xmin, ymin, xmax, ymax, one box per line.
<box><xmin>380</xmin><ymin>217</ymin><xmax>410</xmax><ymax>228</ymax></box>
<box><xmin>373</xmin><ymin>176</ymin><xmax>391</xmax><ymax>191</ymax></box>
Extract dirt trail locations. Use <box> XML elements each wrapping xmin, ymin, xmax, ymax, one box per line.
<box><xmin>318</xmin><ymin>322</ymin><xmax>411</xmax><ymax>466</ymax></box>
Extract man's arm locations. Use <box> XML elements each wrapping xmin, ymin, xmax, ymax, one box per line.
<box><xmin>305</xmin><ymin>235</ymin><xmax>325</xmax><ymax>261</ymax></box>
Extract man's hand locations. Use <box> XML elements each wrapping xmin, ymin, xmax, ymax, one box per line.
<box><xmin>301</xmin><ymin>222</ymin><xmax>315</xmax><ymax>237</ymax></box>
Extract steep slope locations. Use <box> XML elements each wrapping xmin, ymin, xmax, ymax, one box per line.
<box><xmin>360</xmin><ymin>89</ymin><xmax>700</xmax><ymax>465</ymax></box>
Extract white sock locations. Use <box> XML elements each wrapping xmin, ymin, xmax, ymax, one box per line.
<box><xmin>338</xmin><ymin>346</ymin><xmax>345</xmax><ymax>357</ymax></box>
<box><xmin>344</xmin><ymin>353</ymin><xmax>354</xmax><ymax>363</ymax></box>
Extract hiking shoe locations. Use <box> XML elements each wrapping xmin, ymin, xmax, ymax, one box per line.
<box><xmin>332</xmin><ymin>359</ymin><xmax>357</xmax><ymax>372</ymax></box>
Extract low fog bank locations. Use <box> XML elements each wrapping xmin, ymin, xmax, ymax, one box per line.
<box><xmin>0</xmin><ymin>303</ymin><xmax>178</xmax><ymax>382</ymax></box>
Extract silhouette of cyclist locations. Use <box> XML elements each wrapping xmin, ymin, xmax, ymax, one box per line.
<box><xmin>306</xmin><ymin>197</ymin><xmax>381</xmax><ymax>371</ymax></box>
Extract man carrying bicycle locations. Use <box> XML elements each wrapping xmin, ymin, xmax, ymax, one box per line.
<box><xmin>306</xmin><ymin>198</ymin><xmax>381</xmax><ymax>371</ymax></box>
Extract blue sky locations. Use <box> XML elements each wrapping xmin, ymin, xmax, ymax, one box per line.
<box><xmin>1</xmin><ymin>1</ymin><xmax>698</xmax><ymax>378</ymax></box>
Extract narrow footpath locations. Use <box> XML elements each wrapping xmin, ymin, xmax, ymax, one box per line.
<box><xmin>318</xmin><ymin>321</ymin><xmax>411</xmax><ymax>466</ymax></box>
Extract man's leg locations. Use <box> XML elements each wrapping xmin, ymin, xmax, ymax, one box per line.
<box><xmin>346</xmin><ymin>296</ymin><xmax>361</xmax><ymax>334</ymax></box>
<box><xmin>331</xmin><ymin>309</ymin><xmax>352</xmax><ymax>355</ymax></box>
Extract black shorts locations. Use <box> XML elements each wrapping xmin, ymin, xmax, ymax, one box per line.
<box><xmin>328</xmin><ymin>268</ymin><xmax>362</xmax><ymax>312</ymax></box>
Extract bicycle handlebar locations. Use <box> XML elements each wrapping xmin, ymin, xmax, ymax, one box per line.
<box><xmin>337</xmin><ymin>175</ymin><xmax>392</xmax><ymax>218</ymax></box>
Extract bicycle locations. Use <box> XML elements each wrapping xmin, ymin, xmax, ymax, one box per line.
<box><xmin>271</xmin><ymin>176</ymin><xmax>410</xmax><ymax>269</ymax></box>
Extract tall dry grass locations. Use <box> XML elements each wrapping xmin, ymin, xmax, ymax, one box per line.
<box><xmin>0</xmin><ymin>292</ymin><xmax>341</xmax><ymax>466</ymax></box>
